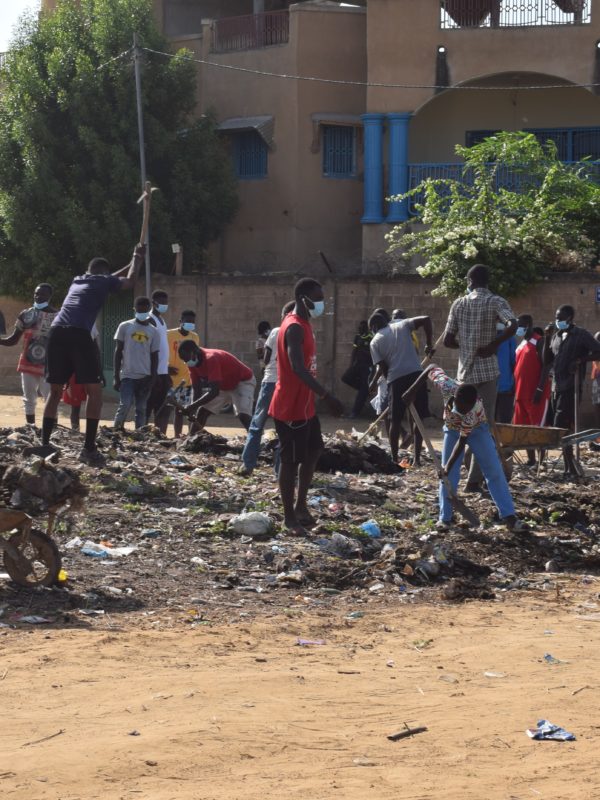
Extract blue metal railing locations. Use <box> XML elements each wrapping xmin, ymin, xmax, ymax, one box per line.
<box><xmin>466</xmin><ymin>127</ymin><xmax>600</xmax><ymax>161</ymax></box>
<box><xmin>406</xmin><ymin>160</ymin><xmax>600</xmax><ymax>215</ymax></box>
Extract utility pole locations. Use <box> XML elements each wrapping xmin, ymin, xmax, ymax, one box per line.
<box><xmin>133</xmin><ymin>33</ymin><xmax>151</xmax><ymax>296</ymax></box>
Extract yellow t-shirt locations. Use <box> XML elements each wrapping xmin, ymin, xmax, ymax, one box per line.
<box><xmin>167</xmin><ymin>328</ymin><xmax>200</xmax><ymax>387</ymax></box>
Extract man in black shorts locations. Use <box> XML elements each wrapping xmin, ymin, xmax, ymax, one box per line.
<box><xmin>42</xmin><ymin>245</ymin><xmax>145</xmax><ymax>463</ymax></box>
<box><xmin>369</xmin><ymin>311</ymin><xmax>433</xmax><ymax>465</ymax></box>
<box><xmin>268</xmin><ymin>278</ymin><xmax>343</xmax><ymax>535</ymax></box>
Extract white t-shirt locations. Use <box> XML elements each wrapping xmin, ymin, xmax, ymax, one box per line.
<box><xmin>150</xmin><ymin>311</ymin><xmax>169</xmax><ymax>375</ymax></box>
<box><xmin>262</xmin><ymin>326</ymin><xmax>279</xmax><ymax>384</ymax></box>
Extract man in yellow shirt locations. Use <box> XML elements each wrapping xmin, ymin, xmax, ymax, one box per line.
<box><xmin>167</xmin><ymin>310</ymin><xmax>200</xmax><ymax>437</ymax></box>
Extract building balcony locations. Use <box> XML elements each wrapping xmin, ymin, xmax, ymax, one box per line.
<box><xmin>210</xmin><ymin>10</ymin><xmax>290</xmax><ymax>54</ymax></box>
<box><xmin>406</xmin><ymin>158</ymin><xmax>600</xmax><ymax>215</ymax></box>
<box><xmin>440</xmin><ymin>0</ymin><xmax>590</xmax><ymax>28</ymax></box>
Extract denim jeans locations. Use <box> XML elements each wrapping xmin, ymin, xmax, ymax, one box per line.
<box><xmin>467</xmin><ymin>379</ymin><xmax>498</xmax><ymax>484</ymax></box>
<box><xmin>439</xmin><ymin>423</ymin><xmax>515</xmax><ymax>523</ymax></box>
<box><xmin>114</xmin><ymin>377</ymin><xmax>153</xmax><ymax>429</ymax></box>
<box><xmin>242</xmin><ymin>381</ymin><xmax>276</xmax><ymax>469</ymax></box>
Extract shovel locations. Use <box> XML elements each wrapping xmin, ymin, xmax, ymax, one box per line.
<box><xmin>408</xmin><ymin>402</ymin><xmax>480</xmax><ymax>528</ymax></box>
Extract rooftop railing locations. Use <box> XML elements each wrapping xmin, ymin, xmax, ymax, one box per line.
<box><xmin>210</xmin><ymin>10</ymin><xmax>290</xmax><ymax>54</ymax></box>
<box><xmin>440</xmin><ymin>0</ymin><xmax>591</xmax><ymax>28</ymax></box>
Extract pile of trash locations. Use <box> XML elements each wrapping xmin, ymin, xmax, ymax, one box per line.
<box><xmin>0</xmin><ymin>422</ymin><xmax>599</xmax><ymax>625</ymax></box>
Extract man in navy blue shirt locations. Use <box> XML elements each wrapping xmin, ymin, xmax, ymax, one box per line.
<box><xmin>41</xmin><ymin>245</ymin><xmax>145</xmax><ymax>463</ymax></box>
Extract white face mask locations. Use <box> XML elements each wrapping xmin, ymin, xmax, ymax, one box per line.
<box><xmin>304</xmin><ymin>296</ymin><xmax>325</xmax><ymax>318</ymax></box>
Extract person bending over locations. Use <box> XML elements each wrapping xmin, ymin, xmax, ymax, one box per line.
<box><xmin>403</xmin><ymin>365</ymin><xmax>527</xmax><ymax>533</ymax></box>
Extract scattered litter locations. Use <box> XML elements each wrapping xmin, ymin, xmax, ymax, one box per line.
<box><xmin>526</xmin><ymin>720</ymin><xmax>576</xmax><ymax>741</ymax></box>
<box><xmin>78</xmin><ymin>609</ymin><xmax>105</xmax><ymax>616</ymax></box>
<box><xmin>353</xmin><ymin>757</ymin><xmax>377</xmax><ymax>767</ymax></box>
<box><xmin>346</xmin><ymin>611</ymin><xmax>365</xmax><ymax>620</ymax></box>
<box><xmin>484</xmin><ymin>671</ymin><xmax>507</xmax><ymax>679</ymax></box>
<box><xmin>230</xmin><ymin>511</ymin><xmax>273</xmax><ymax>538</ymax></box>
<box><xmin>544</xmin><ymin>653</ymin><xmax>568</xmax><ymax>665</ymax></box>
<box><xmin>297</xmin><ymin>638</ymin><xmax>325</xmax><ymax>647</ymax></box>
<box><xmin>387</xmin><ymin>725</ymin><xmax>428</xmax><ymax>741</ymax></box>
<box><xmin>17</xmin><ymin>616</ymin><xmax>51</xmax><ymax>624</ymax></box>
<box><xmin>140</xmin><ymin>529</ymin><xmax>161</xmax><ymax>539</ymax></box>
<box><xmin>81</xmin><ymin>541</ymin><xmax>137</xmax><ymax>559</ymax></box>
<box><xmin>360</xmin><ymin>520</ymin><xmax>381</xmax><ymax>539</ymax></box>
<box><xmin>439</xmin><ymin>674</ymin><xmax>459</xmax><ymax>684</ymax></box>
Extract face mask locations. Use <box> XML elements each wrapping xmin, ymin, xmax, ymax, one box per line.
<box><xmin>156</xmin><ymin>303</ymin><xmax>168</xmax><ymax>314</ymax></box>
<box><xmin>186</xmin><ymin>358</ymin><xmax>198</xmax><ymax>368</ymax></box>
<box><xmin>304</xmin><ymin>297</ymin><xmax>325</xmax><ymax>318</ymax></box>
<box><xmin>496</xmin><ymin>323</ymin><xmax>505</xmax><ymax>332</ymax></box>
<box><xmin>556</xmin><ymin>319</ymin><xmax>569</xmax><ymax>331</ymax></box>
<box><xmin>516</xmin><ymin>326</ymin><xmax>526</xmax><ymax>337</ymax></box>
<box><xmin>33</xmin><ymin>301</ymin><xmax>49</xmax><ymax>310</ymax></box>
<box><xmin>135</xmin><ymin>311</ymin><xmax>150</xmax><ymax>322</ymax></box>
<box><xmin>182</xmin><ymin>322</ymin><xmax>196</xmax><ymax>332</ymax></box>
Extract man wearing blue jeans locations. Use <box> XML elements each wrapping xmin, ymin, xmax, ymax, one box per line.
<box><xmin>240</xmin><ymin>301</ymin><xmax>294</xmax><ymax>476</ymax></box>
<box><xmin>403</xmin><ymin>365</ymin><xmax>527</xmax><ymax>533</ymax></box>
<box><xmin>113</xmin><ymin>297</ymin><xmax>160</xmax><ymax>430</ymax></box>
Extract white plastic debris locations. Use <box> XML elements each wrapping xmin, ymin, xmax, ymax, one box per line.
<box><xmin>230</xmin><ymin>511</ymin><xmax>273</xmax><ymax>538</ymax></box>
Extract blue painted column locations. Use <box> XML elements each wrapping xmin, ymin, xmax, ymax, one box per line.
<box><xmin>361</xmin><ymin>113</ymin><xmax>385</xmax><ymax>223</ymax></box>
<box><xmin>386</xmin><ymin>112</ymin><xmax>412</xmax><ymax>223</ymax></box>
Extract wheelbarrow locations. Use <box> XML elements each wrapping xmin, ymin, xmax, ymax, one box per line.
<box><xmin>494</xmin><ymin>424</ymin><xmax>599</xmax><ymax>478</ymax></box>
<box><xmin>0</xmin><ymin>504</ymin><xmax>63</xmax><ymax>587</ymax></box>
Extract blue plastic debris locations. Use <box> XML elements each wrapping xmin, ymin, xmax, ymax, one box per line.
<box><xmin>526</xmin><ymin>719</ymin><xmax>576</xmax><ymax>741</ymax></box>
<box><xmin>360</xmin><ymin>520</ymin><xmax>381</xmax><ymax>538</ymax></box>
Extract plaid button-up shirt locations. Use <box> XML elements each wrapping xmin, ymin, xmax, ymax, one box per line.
<box><xmin>445</xmin><ymin>288</ymin><xmax>515</xmax><ymax>384</ymax></box>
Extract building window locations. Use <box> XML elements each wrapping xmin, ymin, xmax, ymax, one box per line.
<box><xmin>466</xmin><ymin>127</ymin><xmax>600</xmax><ymax>161</ymax></box>
<box><xmin>322</xmin><ymin>125</ymin><xmax>356</xmax><ymax>178</ymax></box>
<box><xmin>233</xmin><ymin>131</ymin><xmax>268</xmax><ymax>179</ymax></box>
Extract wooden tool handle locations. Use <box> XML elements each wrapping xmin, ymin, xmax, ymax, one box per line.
<box><xmin>138</xmin><ymin>181</ymin><xmax>153</xmax><ymax>246</ymax></box>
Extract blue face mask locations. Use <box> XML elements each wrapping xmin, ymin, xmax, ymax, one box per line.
<box><xmin>516</xmin><ymin>326</ymin><xmax>526</xmax><ymax>337</ymax></box>
<box><xmin>182</xmin><ymin>322</ymin><xmax>196</xmax><ymax>332</ymax></box>
<box><xmin>135</xmin><ymin>311</ymin><xmax>150</xmax><ymax>322</ymax></box>
<box><xmin>33</xmin><ymin>301</ymin><xmax>49</xmax><ymax>310</ymax></box>
<box><xmin>556</xmin><ymin>319</ymin><xmax>569</xmax><ymax>331</ymax></box>
<box><xmin>304</xmin><ymin>297</ymin><xmax>325</xmax><ymax>318</ymax></box>
<box><xmin>186</xmin><ymin>358</ymin><xmax>198</xmax><ymax>368</ymax></box>
<box><xmin>156</xmin><ymin>303</ymin><xmax>168</xmax><ymax>314</ymax></box>
<box><xmin>496</xmin><ymin>323</ymin><xmax>505</xmax><ymax>332</ymax></box>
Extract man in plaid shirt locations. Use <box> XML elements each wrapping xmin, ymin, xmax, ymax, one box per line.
<box><xmin>444</xmin><ymin>265</ymin><xmax>517</xmax><ymax>491</ymax></box>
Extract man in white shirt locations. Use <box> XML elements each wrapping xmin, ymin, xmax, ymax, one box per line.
<box><xmin>240</xmin><ymin>301</ymin><xmax>294</xmax><ymax>476</ymax></box>
<box><xmin>146</xmin><ymin>289</ymin><xmax>171</xmax><ymax>433</ymax></box>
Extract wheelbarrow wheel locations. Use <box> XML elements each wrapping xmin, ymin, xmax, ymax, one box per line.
<box><xmin>3</xmin><ymin>529</ymin><xmax>61</xmax><ymax>588</ymax></box>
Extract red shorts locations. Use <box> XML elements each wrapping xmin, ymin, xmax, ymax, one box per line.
<box><xmin>513</xmin><ymin>398</ymin><xmax>547</xmax><ymax>427</ymax></box>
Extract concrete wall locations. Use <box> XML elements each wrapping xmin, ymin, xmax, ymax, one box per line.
<box><xmin>197</xmin><ymin>2</ymin><xmax>367</xmax><ymax>276</ymax></box>
<box><xmin>366</xmin><ymin>0</ymin><xmax>600</xmax><ymax>114</ymax></box>
<box><xmin>409</xmin><ymin>80</ymin><xmax>600</xmax><ymax>162</ymax></box>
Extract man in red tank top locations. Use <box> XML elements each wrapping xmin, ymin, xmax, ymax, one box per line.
<box><xmin>269</xmin><ymin>278</ymin><xmax>343</xmax><ymax>535</ymax></box>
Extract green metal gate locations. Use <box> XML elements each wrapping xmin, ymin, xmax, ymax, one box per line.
<box><xmin>101</xmin><ymin>291</ymin><xmax>133</xmax><ymax>396</ymax></box>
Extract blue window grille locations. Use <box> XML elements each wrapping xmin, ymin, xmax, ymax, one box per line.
<box><xmin>233</xmin><ymin>131</ymin><xmax>268</xmax><ymax>179</ymax></box>
<box><xmin>466</xmin><ymin>127</ymin><xmax>600</xmax><ymax>160</ymax></box>
<box><xmin>322</xmin><ymin>125</ymin><xmax>356</xmax><ymax>178</ymax></box>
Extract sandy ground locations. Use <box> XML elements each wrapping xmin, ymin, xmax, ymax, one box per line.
<box><xmin>1</xmin><ymin>584</ymin><xmax>600</xmax><ymax>800</ymax></box>
<box><xmin>1</xmin><ymin>391</ymin><xmax>598</xmax><ymax>799</ymax></box>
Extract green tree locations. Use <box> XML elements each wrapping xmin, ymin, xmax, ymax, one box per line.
<box><xmin>386</xmin><ymin>131</ymin><xmax>600</xmax><ymax>299</ymax></box>
<box><xmin>0</xmin><ymin>0</ymin><xmax>239</xmax><ymax>298</ymax></box>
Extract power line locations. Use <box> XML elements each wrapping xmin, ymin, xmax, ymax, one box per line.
<box><xmin>142</xmin><ymin>46</ymin><xmax>600</xmax><ymax>92</ymax></box>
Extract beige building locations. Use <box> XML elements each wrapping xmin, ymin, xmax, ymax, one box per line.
<box><xmin>39</xmin><ymin>0</ymin><xmax>600</xmax><ymax>276</ymax></box>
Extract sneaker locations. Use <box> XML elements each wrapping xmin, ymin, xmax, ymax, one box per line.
<box><xmin>79</xmin><ymin>447</ymin><xmax>106</xmax><ymax>466</ymax></box>
<box><xmin>435</xmin><ymin>520</ymin><xmax>452</xmax><ymax>532</ymax></box>
<box><xmin>503</xmin><ymin>515</ymin><xmax>529</xmax><ymax>533</ymax></box>
<box><xmin>238</xmin><ymin>465</ymin><xmax>254</xmax><ymax>477</ymax></box>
